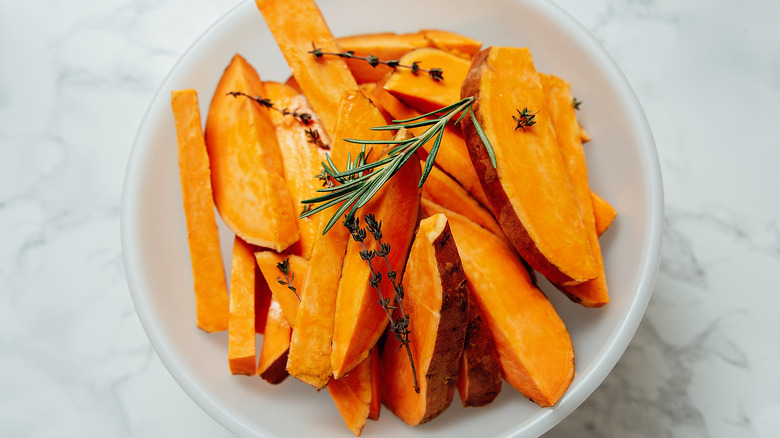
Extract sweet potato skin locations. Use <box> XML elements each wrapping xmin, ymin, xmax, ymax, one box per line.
<box><xmin>421</xmin><ymin>200</ymin><xmax>574</xmax><ymax>407</ymax></box>
<box><xmin>204</xmin><ymin>54</ymin><xmax>298</xmax><ymax>251</ymax></box>
<box><xmin>381</xmin><ymin>214</ymin><xmax>468</xmax><ymax>426</ymax></box>
<box><xmin>457</xmin><ymin>287</ymin><xmax>502</xmax><ymax>407</ymax></box>
<box><xmin>460</xmin><ymin>47</ymin><xmax>597</xmax><ymax>286</ymax></box>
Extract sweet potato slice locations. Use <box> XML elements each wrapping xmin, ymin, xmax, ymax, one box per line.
<box><xmin>254</xmin><ymin>251</ymin><xmax>308</xmax><ymax>327</ymax></box>
<box><xmin>382</xmin><ymin>214</ymin><xmax>469</xmax><ymax>426</ymax></box>
<box><xmin>421</xmin><ymin>164</ymin><xmax>505</xmax><ymax>239</ymax></box>
<box><xmin>540</xmin><ymin>73</ymin><xmax>608</xmax><ymax>306</ymax></box>
<box><xmin>383</xmin><ymin>47</ymin><xmax>471</xmax><ymax>114</ymax></box>
<box><xmin>335</xmin><ymin>30</ymin><xmax>481</xmax><ymax>83</ymax></box>
<box><xmin>336</xmin><ymin>32</ymin><xmax>428</xmax><ymax>84</ymax></box>
<box><xmin>205</xmin><ymin>54</ymin><xmax>298</xmax><ymax>251</ymax></box>
<box><xmin>330</xmin><ymin>143</ymin><xmax>422</xmax><ymax>379</ymax></box>
<box><xmin>327</xmin><ymin>357</ymin><xmax>373</xmax><ymax>436</ymax></box>
<box><xmin>287</xmin><ymin>89</ymin><xmax>395</xmax><ymax>389</ymax></box>
<box><xmin>228</xmin><ymin>236</ymin><xmax>257</xmax><ymax>375</ymax></box>
<box><xmin>420</xmin><ymin>199</ymin><xmax>574</xmax><ymax>407</ymax></box>
<box><xmin>257</xmin><ymin>296</ymin><xmax>291</xmax><ymax>384</ymax></box>
<box><xmin>420</xmin><ymin>29</ymin><xmax>482</xmax><ymax>58</ymax></box>
<box><xmin>255</xmin><ymin>0</ymin><xmax>358</xmax><ymax>138</ymax></box>
<box><xmin>371</xmin><ymin>74</ymin><xmax>490</xmax><ymax>208</ymax></box>
<box><xmin>592</xmin><ymin>191</ymin><xmax>617</xmax><ymax>237</ymax></box>
<box><xmin>457</xmin><ymin>287</ymin><xmax>502</xmax><ymax>407</ymax></box>
<box><xmin>170</xmin><ymin>89</ymin><xmax>229</xmax><ymax>333</ymax></box>
<box><xmin>263</xmin><ymin>81</ymin><xmax>329</xmax><ymax>259</ymax></box>
<box><xmin>460</xmin><ymin>47</ymin><xmax>598</xmax><ymax>286</ymax></box>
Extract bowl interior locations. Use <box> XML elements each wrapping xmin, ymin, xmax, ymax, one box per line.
<box><xmin>122</xmin><ymin>0</ymin><xmax>662</xmax><ymax>436</ymax></box>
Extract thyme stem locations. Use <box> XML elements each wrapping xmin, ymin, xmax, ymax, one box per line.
<box><xmin>309</xmin><ymin>45</ymin><xmax>444</xmax><ymax>82</ymax></box>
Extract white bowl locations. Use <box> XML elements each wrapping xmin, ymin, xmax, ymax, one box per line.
<box><xmin>121</xmin><ymin>0</ymin><xmax>663</xmax><ymax>436</ymax></box>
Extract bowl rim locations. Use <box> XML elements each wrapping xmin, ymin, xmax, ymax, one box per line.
<box><xmin>121</xmin><ymin>0</ymin><xmax>663</xmax><ymax>436</ymax></box>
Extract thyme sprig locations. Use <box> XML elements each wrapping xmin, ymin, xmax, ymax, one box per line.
<box><xmin>300</xmin><ymin>96</ymin><xmax>496</xmax><ymax>234</ymax></box>
<box><xmin>572</xmin><ymin>97</ymin><xmax>583</xmax><ymax>110</ymax></box>
<box><xmin>344</xmin><ymin>214</ymin><xmax>419</xmax><ymax>394</ymax></box>
<box><xmin>513</xmin><ymin>107</ymin><xmax>537</xmax><ymax>131</ymax></box>
<box><xmin>275</xmin><ymin>258</ymin><xmax>300</xmax><ymax>301</ymax></box>
<box><xmin>309</xmin><ymin>45</ymin><xmax>444</xmax><ymax>82</ymax></box>
<box><xmin>227</xmin><ymin>91</ymin><xmax>329</xmax><ymax>149</ymax></box>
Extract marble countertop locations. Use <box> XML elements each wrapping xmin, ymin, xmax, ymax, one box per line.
<box><xmin>2</xmin><ymin>0</ymin><xmax>778</xmax><ymax>436</ymax></box>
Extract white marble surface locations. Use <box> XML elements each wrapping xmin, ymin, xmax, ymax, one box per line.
<box><xmin>2</xmin><ymin>0</ymin><xmax>779</xmax><ymax>437</ymax></box>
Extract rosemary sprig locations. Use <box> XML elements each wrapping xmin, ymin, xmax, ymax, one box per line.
<box><xmin>513</xmin><ymin>107</ymin><xmax>537</xmax><ymax>131</ymax></box>
<box><xmin>344</xmin><ymin>214</ymin><xmax>419</xmax><ymax>393</ymax></box>
<box><xmin>276</xmin><ymin>258</ymin><xmax>300</xmax><ymax>301</ymax></box>
<box><xmin>300</xmin><ymin>96</ymin><xmax>496</xmax><ymax>234</ymax></box>
<box><xmin>309</xmin><ymin>45</ymin><xmax>444</xmax><ymax>82</ymax></box>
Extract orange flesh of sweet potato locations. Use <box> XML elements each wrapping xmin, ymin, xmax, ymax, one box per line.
<box><xmin>257</xmin><ymin>296</ymin><xmax>291</xmax><ymax>384</ymax></box>
<box><xmin>420</xmin><ymin>29</ymin><xmax>482</xmax><ymax>59</ymax></box>
<box><xmin>460</xmin><ymin>47</ymin><xmax>598</xmax><ymax>286</ymax></box>
<box><xmin>592</xmin><ymin>191</ymin><xmax>617</xmax><ymax>237</ymax></box>
<box><xmin>371</xmin><ymin>74</ymin><xmax>491</xmax><ymax>208</ymax></box>
<box><xmin>228</xmin><ymin>236</ymin><xmax>257</xmax><ymax>375</ymax></box>
<box><xmin>255</xmin><ymin>0</ymin><xmax>358</xmax><ymax>139</ymax></box>
<box><xmin>170</xmin><ymin>89</ymin><xmax>229</xmax><ymax>333</ymax></box>
<box><xmin>204</xmin><ymin>54</ymin><xmax>298</xmax><ymax>251</ymax></box>
<box><xmin>381</xmin><ymin>214</ymin><xmax>469</xmax><ymax>426</ymax></box>
<box><xmin>456</xmin><ymin>286</ymin><xmax>502</xmax><ymax>407</ymax></box>
<box><xmin>330</xmin><ymin>139</ymin><xmax>422</xmax><ymax>379</ymax></box>
<box><xmin>420</xmin><ymin>199</ymin><xmax>574</xmax><ymax>407</ymax></box>
<box><xmin>287</xmin><ymin>89</ymin><xmax>395</xmax><ymax>389</ymax></box>
<box><xmin>327</xmin><ymin>357</ymin><xmax>373</xmax><ymax>436</ymax></box>
<box><xmin>254</xmin><ymin>251</ymin><xmax>308</xmax><ymax>327</ymax></box>
<box><xmin>421</xmin><ymin>164</ymin><xmax>505</xmax><ymax>239</ymax></box>
<box><xmin>369</xmin><ymin>345</ymin><xmax>381</xmax><ymax>421</ymax></box>
<box><xmin>383</xmin><ymin>47</ymin><xmax>471</xmax><ymax>114</ymax></box>
<box><xmin>263</xmin><ymin>81</ymin><xmax>329</xmax><ymax>259</ymax></box>
<box><xmin>540</xmin><ymin>73</ymin><xmax>608</xmax><ymax>306</ymax></box>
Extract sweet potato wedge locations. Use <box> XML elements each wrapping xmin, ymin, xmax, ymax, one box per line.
<box><xmin>263</xmin><ymin>81</ymin><xmax>329</xmax><ymax>259</ymax></box>
<box><xmin>170</xmin><ymin>89</ymin><xmax>229</xmax><ymax>333</ymax></box>
<box><xmin>287</xmin><ymin>89</ymin><xmax>395</xmax><ymax>389</ymax></box>
<box><xmin>457</xmin><ymin>287</ymin><xmax>502</xmax><ymax>407</ymax></box>
<box><xmin>420</xmin><ymin>29</ymin><xmax>482</xmax><ymax>58</ymax></box>
<box><xmin>421</xmin><ymin>164</ymin><xmax>505</xmax><ymax>239</ymax></box>
<box><xmin>254</xmin><ymin>251</ymin><xmax>308</xmax><ymax>328</ymax></box>
<box><xmin>460</xmin><ymin>47</ymin><xmax>598</xmax><ymax>286</ymax></box>
<box><xmin>257</xmin><ymin>296</ymin><xmax>291</xmax><ymax>384</ymax></box>
<box><xmin>540</xmin><ymin>73</ymin><xmax>608</xmax><ymax>306</ymax></box>
<box><xmin>205</xmin><ymin>54</ymin><xmax>298</xmax><ymax>251</ymax></box>
<box><xmin>228</xmin><ymin>236</ymin><xmax>257</xmax><ymax>375</ymax></box>
<box><xmin>327</xmin><ymin>357</ymin><xmax>373</xmax><ymax>436</ymax></box>
<box><xmin>382</xmin><ymin>214</ymin><xmax>469</xmax><ymax>426</ymax></box>
<box><xmin>255</xmin><ymin>0</ymin><xmax>358</xmax><ymax>138</ymax></box>
<box><xmin>384</xmin><ymin>47</ymin><xmax>471</xmax><ymax>114</ymax></box>
<box><xmin>330</xmin><ymin>124</ymin><xmax>422</xmax><ymax>379</ymax></box>
<box><xmin>336</xmin><ymin>32</ymin><xmax>428</xmax><ymax>84</ymax></box>
<box><xmin>420</xmin><ymin>199</ymin><xmax>574</xmax><ymax>407</ymax></box>
<box><xmin>592</xmin><ymin>191</ymin><xmax>617</xmax><ymax>237</ymax></box>
<box><xmin>335</xmin><ymin>30</ymin><xmax>481</xmax><ymax>83</ymax></box>
<box><xmin>371</xmin><ymin>74</ymin><xmax>490</xmax><ymax>208</ymax></box>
